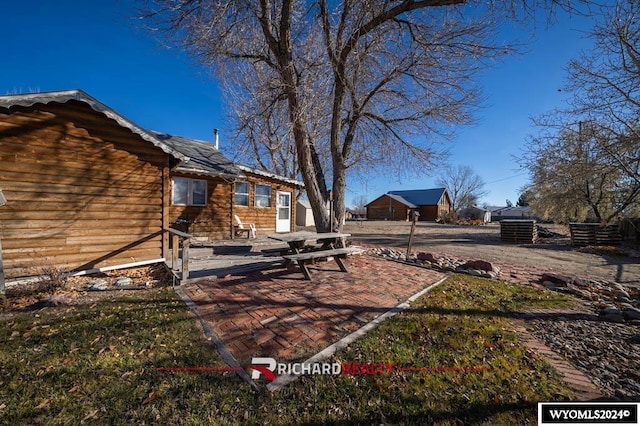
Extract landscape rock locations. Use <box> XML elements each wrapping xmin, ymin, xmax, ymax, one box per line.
<box><xmin>623</xmin><ymin>307</ymin><xmax>640</xmax><ymax>320</ymax></box>
<box><xmin>614</xmin><ymin>290</ymin><xmax>632</xmax><ymax>304</ymax></box>
<box><xmin>529</xmin><ymin>314</ymin><xmax>640</xmax><ymax>399</ymax></box>
<box><xmin>602</xmin><ymin>307</ymin><xmax>623</xmax><ymax>316</ymax></box>
<box><xmin>542</xmin><ymin>281</ymin><xmax>560</xmax><ymax>290</ymax></box>
<box><xmin>566</xmin><ymin>286</ymin><xmax>593</xmax><ymax>300</ymax></box>
<box><xmin>417</xmin><ymin>252</ymin><xmax>438</xmax><ymax>263</ymax></box>
<box><xmin>603</xmin><ymin>313</ymin><xmax>625</xmax><ymax>323</ymax></box>
<box><xmin>612</xmin><ymin>283</ymin><xmax>626</xmax><ymax>292</ymax></box>
<box><xmin>114</xmin><ymin>276</ymin><xmax>133</xmax><ymax>287</ymax></box>
<box><xmin>461</xmin><ymin>260</ymin><xmax>500</xmax><ymax>273</ymax></box>
<box><xmin>88</xmin><ymin>279</ymin><xmax>108</xmax><ymax>291</ymax></box>
<box><xmin>572</xmin><ymin>278</ymin><xmax>589</xmax><ymax>288</ymax></box>
<box><xmin>540</xmin><ymin>272</ymin><xmax>571</xmax><ymax>287</ymax></box>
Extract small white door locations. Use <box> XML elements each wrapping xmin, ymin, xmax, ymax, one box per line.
<box><xmin>276</xmin><ymin>191</ymin><xmax>291</xmax><ymax>233</ymax></box>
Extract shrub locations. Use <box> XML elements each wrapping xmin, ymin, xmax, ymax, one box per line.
<box><xmin>38</xmin><ymin>265</ymin><xmax>68</xmax><ymax>294</ymax></box>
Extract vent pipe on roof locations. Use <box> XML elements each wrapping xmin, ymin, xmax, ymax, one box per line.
<box><xmin>214</xmin><ymin>128</ymin><xmax>219</xmax><ymax>150</ymax></box>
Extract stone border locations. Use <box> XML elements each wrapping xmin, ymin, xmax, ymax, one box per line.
<box><xmin>173</xmin><ymin>286</ymin><xmax>259</xmax><ymax>391</ymax></box>
<box><xmin>368</xmin><ymin>247</ymin><xmax>640</xmax><ymax>324</ymax></box>
<box><xmin>512</xmin><ymin>317</ymin><xmax>604</xmax><ymax>401</ymax></box>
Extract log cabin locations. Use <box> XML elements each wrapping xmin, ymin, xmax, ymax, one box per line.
<box><xmin>153</xmin><ymin>132</ymin><xmax>301</xmax><ymax>239</ymax></box>
<box><xmin>0</xmin><ymin>90</ymin><xmax>302</xmax><ymax>283</ymax></box>
<box><xmin>365</xmin><ymin>188</ymin><xmax>451</xmax><ymax>221</ymax></box>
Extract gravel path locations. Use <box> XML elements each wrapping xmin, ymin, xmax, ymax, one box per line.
<box><xmin>525</xmin><ymin>313</ymin><xmax>640</xmax><ymax>400</ymax></box>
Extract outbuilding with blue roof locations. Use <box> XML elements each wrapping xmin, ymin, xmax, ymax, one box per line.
<box><xmin>365</xmin><ymin>188</ymin><xmax>451</xmax><ymax>221</ymax></box>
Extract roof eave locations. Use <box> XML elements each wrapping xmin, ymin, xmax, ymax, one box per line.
<box><xmin>173</xmin><ymin>165</ymin><xmax>244</xmax><ymax>180</ymax></box>
<box><xmin>0</xmin><ymin>89</ymin><xmax>190</xmax><ymax>163</ymax></box>
<box><xmin>237</xmin><ymin>165</ymin><xmax>305</xmax><ymax>187</ymax></box>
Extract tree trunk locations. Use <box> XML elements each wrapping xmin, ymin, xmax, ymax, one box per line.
<box><xmin>259</xmin><ymin>0</ymin><xmax>331</xmax><ymax>232</ymax></box>
<box><xmin>589</xmin><ymin>203</ymin><xmax>603</xmax><ymax>222</ymax></box>
<box><xmin>332</xmin><ymin>164</ymin><xmax>347</xmax><ymax>232</ymax></box>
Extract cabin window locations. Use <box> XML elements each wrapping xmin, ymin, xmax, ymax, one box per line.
<box><xmin>172</xmin><ymin>177</ymin><xmax>207</xmax><ymax>206</ymax></box>
<box><xmin>255</xmin><ymin>184</ymin><xmax>271</xmax><ymax>208</ymax></box>
<box><xmin>234</xmin><ymin>181</ymin><xmax>250</xmax><ymax>206</ymax></box>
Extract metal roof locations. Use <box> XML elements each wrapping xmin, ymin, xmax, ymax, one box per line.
<box><xmin>385</xmin><ymin>193</ymin><xmax>418</xmax><ymax>208</ymax></box>
<box><xmin>492</xmin><ymin>206</ymin><xmax>531</xmax><ymax>215</ymax></box>
<box><xmin>387</xmin><ymin>188</ymin><xmax>447</xmax><ymax>206</ymax></box>
<box><xmin>0</xmin><ymin>90</ymin><xmax>189</xmax><ymax>162</ymax></box>
<box><xmin>153</xmin><ymin>135</ymin><xmax>305</xmax><ymax>186</ymax></box>
<box><xmin>150</xmin><ymin>131</ymin><xmax>242</xmax><ymax>179</ymax></box>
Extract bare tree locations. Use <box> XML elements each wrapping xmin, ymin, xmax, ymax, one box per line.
<box><xmin>141</xmin><ymin>1</ymin><xmax>560</xmax><ymax>231</ymax></box>
<box><xmin>541</xmin><ymin>0</ymin><xmax>640</xmax><ymax>182</ymax></box>
<box><xmin>224</xmin><ymin>48</ymin><xmax>331</xmax><ymax>180</ymax></box>
<box><xmin>351</xmin><ymin>194</ymin><xmax>369</xmax><ymax>216</ymax></box>
<box><xmin>566</xmin><ymin>0</ymin><xmax>640</xmax><ymax>154</ymax></box>
<box><xmin>436</xmin><ymin>165</ymin><xmax>487</xmax><ymax>218</ymax></box>
<box><xmin>562</xmin><ymin>0</ymin><xmax>640</xmax><ymax>195</ymax></box>
<box><xmin>523</xmin><ymin>122</ymin><xmax>640</xmax><ymax>223</ymax></box>
<box><xmin>524</xmin><ymin>0</ymin><xmax>640</xmax><ymax>223</ymax></box>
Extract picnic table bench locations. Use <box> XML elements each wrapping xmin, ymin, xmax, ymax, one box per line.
<box><xmin>281</xmin><ymin>246</ymin><xmax>364</xmax><ymax>281</ymax></box>
<box><xmin>261</xmin><ymin>247</ymin><xmax>292</xmax><ymax>257</ymax></box>
<box><xmin>267</xmin><ymin>232</ymin><xmax>362</xmax><ymax>280</ymax></box>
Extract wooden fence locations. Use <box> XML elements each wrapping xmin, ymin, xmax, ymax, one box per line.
<box><xmin>569</xmin><ymin>223</ymin><xmax>621</xmax><ymax>246</ymax></box>
<box><xmin>619</xmin><ymin>219</ymin><xmax>640</xmax><ymax>243</ymax></box>
<box><xmin>500</xmin><ymin>220</ymin><xmax>537</xmax><ymax>244</ymax></box>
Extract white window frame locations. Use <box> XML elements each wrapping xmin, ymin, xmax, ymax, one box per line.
<box><xmin>254</xmin><ymin>183</ymin><xmax>272</xmax><ymax>208</ymax></box>
<box><xmin>172</xmin><ymin>177</ymin><xmax>207</xmax><ymax>206</ymax></box>
<box><xmin>234</xmin><ymin>181</ymin><xmax>250</xmax><ymax>207</ymax></box>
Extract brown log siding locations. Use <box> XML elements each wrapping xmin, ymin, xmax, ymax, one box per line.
<box><xmin>0</xmin><ymin>101</ymin><xmax>167</xmax><ymax>279</ymax></box>
<box><xmin>234</xmin><ymin>172</ymin><xmax>297</xmax><ymax>234</ymax></box>
<box><xmin>367</xmin><ymin>194</ymin><xmax>451</xmax><ymax>221</ymax></box>
<box><xmin>366</xmin><ymin>197</ymin><xmax>410</xmax><ymax>221</ymax></box>
<box><xmin>169</xmin><ymin>171</ymin><xmax>298</xmax><ymax>238</ymax></box>
<box><xmin>168</xmin><ymin>174</ymin><xmax>233</xmax><ymax>240</ymax></box>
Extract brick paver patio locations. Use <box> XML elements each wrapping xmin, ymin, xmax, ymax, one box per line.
<box><xmin>182</xmin><ymin>255</ymin><xmax>445</xmax><ymax>365</ymax></box>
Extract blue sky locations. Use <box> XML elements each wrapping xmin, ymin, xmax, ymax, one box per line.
<box><xmin>1</xmin><ymin>1</ymin><xmax>599</xmax><ymax>208</ymax></box>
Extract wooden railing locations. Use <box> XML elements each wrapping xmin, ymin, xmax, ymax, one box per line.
<box><xmin>166</xmin><ymin>228</ymin><xmax>193</xmax><ymax>282</ymax></box>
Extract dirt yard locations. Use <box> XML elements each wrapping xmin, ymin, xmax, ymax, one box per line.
<box><xmin>343</xmin><ymin>220</ymin><xmax>640</xmax><ymax>285</ymax></box>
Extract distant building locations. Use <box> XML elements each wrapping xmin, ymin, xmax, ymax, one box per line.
<box><xmin>365</xmin><ymin>188</ymin><xmax>451</xmax><ymax>221</ymax></box>
<box><xmin>459</xmin><ymin>206</ymin><xmax>491</xmax><ymax>223</ymax></box>
<box><xmin>489</xmin><ymin>206</ymin><xmax>532</xmax><ymax>221</ymax></box>
<box><xmin>296</xmin><ymin>199</ymin><xmax>315</xmax><ymax>227</ymax></box>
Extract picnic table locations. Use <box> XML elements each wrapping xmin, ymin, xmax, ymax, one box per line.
<box><xmin>267</xmin><ymin>232</ymin><xmax>361</xmax><ymax>280</ymax></box>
